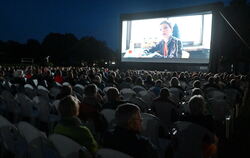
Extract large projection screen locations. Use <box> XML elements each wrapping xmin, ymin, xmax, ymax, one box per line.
<box><xmin>121</xmin><ymin>12</ymin><xmax>213</xmax><ymax>64</ymax></box>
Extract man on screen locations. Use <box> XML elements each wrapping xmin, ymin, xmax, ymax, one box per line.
<box><xmin>145</xmin><ymin>20</ymin><xmax>182</xmax><ymax>58</ymax></box>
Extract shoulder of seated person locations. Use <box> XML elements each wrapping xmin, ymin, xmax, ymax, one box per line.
<box><xmin>171</xmin><ymin>36</ymin><xmax>181</xmax><ymax>41</ymax></box>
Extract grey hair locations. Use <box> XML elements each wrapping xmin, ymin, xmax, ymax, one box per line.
<box><xmin>188</xmin><ymin>95</ymin><xmax>205</xmax><ymax>115</ymax></box>
<box><xmin>115</xmin><ymin>103</ymin><xmax>140</xmax><ymax>128</ymax></box>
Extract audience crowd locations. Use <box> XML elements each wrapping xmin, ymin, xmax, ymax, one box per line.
<box><xmin>0</xmin><ymin>65</ymin><xmax>248</xmax><ymax>158</ymax></box>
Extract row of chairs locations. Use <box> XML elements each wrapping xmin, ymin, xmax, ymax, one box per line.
<box><xmin>0</xmin><ymin>89</ymin><xmax>59</xmax><ymax>134</ymax></box>
<box><xmin>0</xmin><ymin>115</ymin><xmax>133</xmax><ymax>158</ymax></box>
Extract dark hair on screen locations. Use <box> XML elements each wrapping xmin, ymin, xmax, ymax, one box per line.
<box><xmin>160</xmin><ymin>20</ymin><xmax>173</xmax><ymax>30</ymax></box>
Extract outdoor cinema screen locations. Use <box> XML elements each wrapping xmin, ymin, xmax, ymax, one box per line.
<box><xmin>121</xmin><ymin>12</ymin><xmax>213</xmax><ymax>64</ymax></box>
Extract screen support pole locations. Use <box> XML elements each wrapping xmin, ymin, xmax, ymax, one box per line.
<box><xmin>219</xmin><ymin>11</ymin><xmax>250</xmax><ymax>50</ymax></box>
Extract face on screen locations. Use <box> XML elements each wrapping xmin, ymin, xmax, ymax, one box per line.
<box><xmin>160</xmin><ymin>23</ymin><xmax>172</xmax><ymax>40</ymax></box>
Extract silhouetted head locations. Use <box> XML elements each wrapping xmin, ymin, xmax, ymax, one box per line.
<box><xmin>115</xmin><ymin>103</ymin><xmax>142</xmax><ymax>132</ymax></box>
<box><xmin>189</xmin><ymin>95</ymin><xmax>205</xmax><ymax>116</ymax></box>
<box><xmin>59</xmin><ymin>95</ymin><xmax>79</xmax><ymax>117</ymax></box>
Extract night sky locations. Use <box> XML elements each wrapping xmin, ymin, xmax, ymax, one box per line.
<box><xmin>0</xmin><ymin>0</ymin><xmax>248</xmax><ymax>51</ymax></box>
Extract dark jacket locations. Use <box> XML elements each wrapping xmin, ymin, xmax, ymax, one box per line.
<box><xmin>102</xmin><ymin>126</ymin><xmax>159</xmax><ymax>158</ymax></box>
<box><xmin>102</xmin><ymin>100</ymin><xmax>127</xmax><ymax>110</ymax></box>
<box><xmin>181</xmin><ymin>114</ymin><xmax>216</xmax><ymax>133</ymax></box>
<box><xmin>147</xmin><ymin>36</ymin><xmax>182</xmax><ymax>58</ymax></box>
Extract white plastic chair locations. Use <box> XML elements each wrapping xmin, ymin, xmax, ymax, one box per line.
<box><xmin>62</xmin><ymin>82</ymin><xmax>71</xmax><ymax>86</ymax></box>
<box><xmin>33</xmin><ymin>79</ymin><xmax>38</xmax><ymax>87</ymax></box>
<box><xmin>37</xmin><ymin>85</ymin><xmax>50</xmax><ymax>98</ymax></box>
<box><xmin>128</xmin><ymin>96</ymin><xmax>148</xmax><ymax>112</ymax></box>
<box><xmin>103</xmin><ymin>87</ymin><xmax>113</xmax><ymax>94</ymax></box>
<box><xmin>180</xmin><ymin>81</ymin><xmax>189</xmax><ymax>90</ymax></box>
<box><xmin>141</xmin><ymin>113</ymin><xmax>160</xmax><ymax>147</ymax></box>
<box><xmin>18</xmin><ymin>121</ymin><xmax>57</xmax><ymax>158</ymax></box>
<box><xmin>33</xmin><ymin>95</ymin><xmax>60</xmax><ymax>133</ymax></box>
<box><xmin>224</xmin><ymin>88</ymin><xmax>241</xmax><ymax>106</ymax></box>
<box><xmin>0</xmin><ymin>116</ymin><xmax>27</xmax><ymax>158</ymax></box>
<box><xmin>55</xmin><ymin>82</ymin><xmax>62</xmax><ymax>87</ymax></box>
<box><xmin>205</xmin><ymin>88</ymin><xmax>225</xmax><ymax>100</ymax></box>
<box><xmin>24</xmin><ymin>83</ymin><xmax>34</xmax><ymax>90</ymax></box>
<box><xmin>49</xmin><ymin>134</ymin><xmax>92</xmax><ymax>158</ymax></box>
<box><xmin>101</xmin><ymin>109</ymin><xmax>115</xmax><ymax>124</ymax></box>
<box><xmin>169</xmin><ymin>87</ymin><xmax>184</xmax><ymax>102</ymax></box>
<box><xmin>207</xmin><ymin>98</ymin><xmax>231</xmax><ymax>121</ymax></box>
<box><xmin>15</xmin><ymin>93</ymin><xmax>38</xmax><ymax>122</ymax></box>
<box><xmin>74</xmin><ymin>84</ymin><xmax>85</xmax><ymax>95</ymax></box>
<box><xmin>18</xmin><ymin>121</ymin><xmax>47</xmax><ymax>144</ymax></box>
<box><xmin>132</xmin><ymin>85</ymin><xmax>146</xmax><ymax>94</ymax></box>
<box><xmin>1</xmin><ymin>90</ymin><xmax>21</xmax><ymax>122</ymax></box>
<box><xmin>24</xmin><ymin>84</ymin><xmax>37</xmax><ymax>99</ymax></box>
<box><xmin>172</xmin><ymin>121</ymin><xmax>215</xmax><ymax>158</ymax></box>
<box><xmin>120</xmin><ymin>88</ymin><xmax>136</xmax><ymax>101</ymax></box>
<box><xmin>95</xmin><ymin>148</ymin><xmax>133</xmax><ymax>158</ymax></box>
<box><xmin>49</xmin><ymin>86</ymin><xmax>61</xmax><ymax>99</ymax></box>
<box><xmin>138</xmin><ymin>91</ymin><xmax>156</xmax><ymax>107</ymax></box>
<box><xmin>151</xmin><ymin>100</ymin><xmax>176</xmax><ymax>127</ymax></box>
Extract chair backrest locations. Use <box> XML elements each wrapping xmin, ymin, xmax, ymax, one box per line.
<box><xmin>128</xmin><ymin>96</ymin><xmax>148</xmax><ymax>112</ymax></box>
<box><xmin>15</xmin><ymin>93</ymin><xmax>36</xmax><ymax>118</ymax></box>
<box><xmin>101</xmin><ymin>109</ymin><xmax>115</xmax><ymax>124</ymax></box>
<box><xmin>224</xmin><ymin>88</ymin><xmax>240</xmax><ymax>106</ymax></box>
<box><xmin>180</xmin><ymin>81</ymin><xmax>189</xmax><ymax>90</ymax></box>
<box><xmin>103</xmin><ymin>87</ymin><xmax>113</xmax><ymax>94</ymax></box>
<box><xmin>132</xmin><ymin>85</ymin><xmax>146</xmax><ymax>94</ymax></box>
<box><xmin>33</xmin><ymin>79</ymin><xmax>38</xmax><ymax>87</ymax></box>
<box><xmin>19</xmin><ymin>135</ymin><xmax>61</xmax><ymax>158</ymax></box>
<box><xmin>0</xmin><ymin>115</ymin><xmax>12</xmax><ymax>127</ymax></box>
<box><xmin>205</xmin><ymin>88</ymin><xmax>225</xmax><ymax>100</ymax></box>
<box><xmin>207</xmin><ymin>98</ymin><xmax>231</xmax><ymax>121</ymax></box>
<box><xmin>95</xmin><ymin>148</ymin><xmax>133</xmax><ymax>158</ymax></box>
<box><xmin>73</xmin><ymin>91</ymin><xmax>84</xmax><ymax>103</ymax></box>
<box><xmin>74</xmin><ymin>84</ymin><xmax>85</xmax><ymax>95</ymax></box>
<box><xmin>18</xmin><ymin>121</ymin><xmax>60</xmax><ymax>158</ymax></box>
<box><xmin>1</xmin><ymin>90</ymin><xmax>21</xmax><ymax>114</ymax></box>
<box><xmin>0</xmin><ymin>115</ymin><xmax>27</xmax><ymax>156</ymax></box>
<box><xmin>62</xmin><ymin>82</ymin><xmax>71</xmax><ymax>86</ymax></box>
<box><xmin>18</xmin><ymin>121</ymin><xmax>46</xmax><ymax>144</ymax></box>
<box><xmin>49</xmin><ymin>134</ymin><xmax>91</xmax><ymax>158</ymax></box>
<box><xmin>152</xmin><ymin>100</ymin><xmax>175</xmax><ymax>126</ymax></box>
<box><xmin>169</xmin><ymin>87</ymin><xmax>183</xmax><ymax>101</ymax></box>
<box><xmin>37</xmin><ymin>85</ymin><xmax>49</xmax><ymax>98</ymax></box>
<box><xmin>24</xmin><ymin>86</ymin><xmax>37</xmax><ymax>99</ymax></box>
<box><xmin>24</xmin><ymin>83</ymin><xmax>34</xmax><ymax>89</ymax></box>
<box><xmin>138</xmin><ymin>91</ymin><xmax>156</xmax><ymax>107</ymax></box>
<box><xmin>120</xmin><ymin>88</ymin><xmax>136</xmax><ymax>101</ymax></box>
<box><xmin>33</xmin><ymin>96</ymin><xmax>51</xmax><ymax>122</ymax></box>
<box><xmin>141</xmin><ymin>113</ymin><xmax>160</xmax><ymax>146</ymax></box>
<box><xmin>172</xmin><ymin>121</ymin><xmax>214</xmax><ymax>158</ymax></box>
<box><xmin>49</xmin><ymin>86</ymin><xmax>61</xmax><ymax>99</ymax></box>
<box><xmin>55</xmin><ymin>82</ymin><xmax>62</xmax><ymax>87</ymax></box>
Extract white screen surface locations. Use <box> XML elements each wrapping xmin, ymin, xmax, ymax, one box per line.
<box><xmin>121</xmin><ymin>12</ymin><xmax>213</xmax><ymax>63</ymax></box>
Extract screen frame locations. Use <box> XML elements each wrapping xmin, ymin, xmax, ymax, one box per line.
<box><xmin>119</xmin><ymin>2</ymin><xmax>223</xmax><ymax>67</ymax></box>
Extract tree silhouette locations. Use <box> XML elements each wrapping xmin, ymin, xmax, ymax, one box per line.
<box><xmin>26</xmin><ymin>39</ymin><xmax>41</xmax><ymax>59</ymax></box>
<box><xmin>41</xmin><ymin>33</ymin><xmax>78</xmax><ymax>65</ymax></box>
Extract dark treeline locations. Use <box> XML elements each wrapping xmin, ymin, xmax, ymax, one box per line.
<box><xmin>0</xmin><ymin>33</ymin><xmax>117</xmax><ymax>66</ymax></box>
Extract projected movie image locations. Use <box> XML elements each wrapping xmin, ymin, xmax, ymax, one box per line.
<box><xmin>121</xmin><ymin>13</ymin><xmax>212</xmax><ymax>63</ymax></box>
